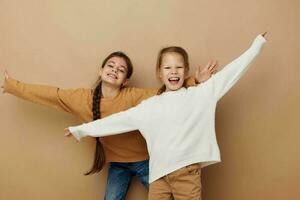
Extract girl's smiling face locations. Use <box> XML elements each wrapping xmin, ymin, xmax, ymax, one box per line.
<box><xmin>159</xmin><ymin>52</ymin><xmax>186</xmax><ymax>92</ymax></box>
<box><xmin>100</xmin><ymin>56</ymin><xmax>129</xmax><ymax>87</ymax></box>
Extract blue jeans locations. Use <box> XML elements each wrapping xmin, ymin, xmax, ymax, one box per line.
<box><xmin>104</xmin><ymin>159</ymin><xmax>149</xmax><ymax>200</ymax></box>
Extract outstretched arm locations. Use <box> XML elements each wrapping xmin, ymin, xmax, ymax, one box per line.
<box><xmin>211</xmin><ymin>33</ymin><xmax>267</xmax><ymax>99</ymax></box>
<box><xmin>2</xmin><ymin>70</ymin><xmax>91</xmax><ymax>114</ymax></box>
<box><xmin>65</xmin><ymin>104</ymin><xmax>142</xmax><ymax>141</ymax></box>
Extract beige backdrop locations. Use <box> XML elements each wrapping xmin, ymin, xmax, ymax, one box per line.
<box><xmin>1</xmin><ymin>0</ymin><xmax>299</xmax><ymax>200</ymax></box>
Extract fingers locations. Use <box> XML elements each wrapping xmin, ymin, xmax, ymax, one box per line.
<box><xmin>4</xmin><ymin>70</ymin><xmax>9</xmax><ymax>79</ymax></box>
<box><xmin>261</xmin><ymin>32</ymin><xmax>267</xmax><ymax>38</ymax></box>
<box><xmin>205</xmin><ymin>60</ymin><xmax>213</xmax><ymax>69</ymax></box>
<box><xmin>2</xmin><ymin>70</ymin><xmax>8</xmax><ymax>93</ymax></box>
<box><xmin>65</xmin><ymin>133</ymin><xmax>72</xmax><ymax>137</ymax></box>
<box><xmin>208</xmin><ymin>60</ymin><xmax>218</xmax><ymax>71</ymax></box>
<box><xmin>211</xmin><ymin>69</ymin><xmax>218</xmax><ymax>74</ymax></box>
<box><xmin>64</xmin><ymin>128</ymin><xmax>72</xmax><ymax>137</ymax></box>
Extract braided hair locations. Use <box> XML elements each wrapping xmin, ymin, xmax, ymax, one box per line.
<box><xmin>85</xmin><ymin>51</ymin><xmax>133</xmax><ymax>175</ymax></box>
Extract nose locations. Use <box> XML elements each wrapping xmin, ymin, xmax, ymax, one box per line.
<box><xmin>170</xmin><ymin>68</ymin><xmax>178</xmax><ymax>74</ymax></box>
<box><xmin>111</xmin><ymin>67</ymin><xmax>117</xmax><ymax>73</ymax></box>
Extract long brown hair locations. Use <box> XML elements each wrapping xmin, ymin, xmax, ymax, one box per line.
<box><xmin>156</xmin><ymin>46</ymin><xmax>190</xmax><ymax>94</ymax></box>
<box><xmin>85</xmin><ymin>51</ymin><xmax>133</xmax><ymax>175</ymax></box>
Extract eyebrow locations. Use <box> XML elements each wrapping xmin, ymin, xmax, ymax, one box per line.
<box><xmin>107</xmin><ymin>61</ymin><xmax>115</xmax><ymax>64</ymax></box>
<box><xmin>107</xmin><ymin>61</ymin><xmax>127</xmax><ymax>70</ymax></box>
<box><xmin>162</xmin><ymin>65</ymin><xmax>184</xmax><ymax>67</ymax></box>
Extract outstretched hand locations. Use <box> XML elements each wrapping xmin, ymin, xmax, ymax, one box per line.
<box><xmin>64</xmin><ymin>128</ymin><xmax>72</xmax><ymax>137</ymax></box>
<box><xmin>4</xmin><ymin>70</ymin><xmax>9</xmax><ymax>80</ymax></box>
<box><xmin>195</xmin><ymin>60</ymin><xmax>218</xmax><ymax>84</ymax></box>
<box><xmin>1</xmin><ymin>70</ymin><xmax>10</xmax><ymax>93</ymax></box>
<box><xmin>64</xmin><ymin>128</ymin><xmax>78</xmax><ymax>142</ymax></box>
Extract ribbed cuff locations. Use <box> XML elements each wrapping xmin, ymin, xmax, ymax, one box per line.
<box><xmin>69</xmin><ymin>126</ymin><xmax>83</xmax><ymax>141</ymax></box>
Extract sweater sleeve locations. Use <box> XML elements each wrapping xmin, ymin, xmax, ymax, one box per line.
<box><xmin>211</xmin><ymin>35</ymin><xmax>266</xmax><ymax>99</ymax></box>
<box><xmin>3</xmin><ymin>78</ymin><xmax>91</xmax><ymax>114</ymax></box>
<box><xmin>68</xmin><ymin>104</ymin><xmax>142</xmax><ymax>141</ymax></box>
<box><xmin>184</xmin><ymin>76</ymin><xmax>198</xmax><ymax>87</ymax></box>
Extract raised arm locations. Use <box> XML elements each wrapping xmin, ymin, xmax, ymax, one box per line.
<box><xmin>66</xmin><ymin>104</ymin><xmax>142</xmax><ymax>141</ymax></box>
<box><xmin>2</xmin><ymin>71</ymin><xmax>91</xmax><ymax>114</ymax></box>
<box><xmin>211</xmin><ymin>33</ymin><xmax>267</xmax><ymax>99</ymax></box>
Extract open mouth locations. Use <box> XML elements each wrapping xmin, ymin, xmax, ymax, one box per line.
<box><xmin>168</xmin><ymin>77</ymin><xmax>180</xmax><ymax>85</ymax></box>
<box><xmin>107</xmin><ymin>73</ymin><xmax>118</xmax><ymax>80</ymax></box>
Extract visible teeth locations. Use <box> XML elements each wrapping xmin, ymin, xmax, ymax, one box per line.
<box><xmin>169</xmin><ymin>77</ymin><xmax>179</xmax><ymax>81</ymax></box>
<box><xmin>108</xmin><ymin>74</ymin><xmax>117</xmax><ymax>79</ymax></box>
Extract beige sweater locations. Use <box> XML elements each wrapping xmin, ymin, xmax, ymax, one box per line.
<box><xmin>4</xmin><ymin>77</ymin><xmax>196</xmax><ymax>162</ymax></box>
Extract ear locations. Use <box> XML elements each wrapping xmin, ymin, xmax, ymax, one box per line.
<box><xmin>122</xmin><ymin>79</ymin><xmax>129</xmax><ymax>87</ymax></box>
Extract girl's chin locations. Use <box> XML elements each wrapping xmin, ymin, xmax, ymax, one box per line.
<box><xmin>165</xmin><ymin>85</ymin><xmax>183</xmax><ymax>92</ymax></box>
<box><xmin>102</xmin><ymin>79</ymin><xmax>122</xmax><ymax>88</ymax></box>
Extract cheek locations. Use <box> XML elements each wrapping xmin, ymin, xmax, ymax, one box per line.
<box><xmin>101</xmin><ymin>67</ymin><xmax>110</xmax><ymax>75</ymax></box>
<box><xmin>158</xmin><ymin>70</ymin><xmax>163</xmax><ymax>79</ymax></box>
<box><xmin>160</xmin><ymin>70</ymin><xmax>169</xmax><ymax>80</ymax></box>
<box><xmin>174</xmin><ymin>69</ymin><xmax>185</xmax><ymax>79</ymax></box>
<box><xmin>161</xmin><ymin>73</ymin><xmax>168</xmax><ymax>81</ymax></box>
<box><xmin>182</xmin><ymin>69</ymin><xmax>187</xmax><ymax>77</ymax></box>
<box><xmin>101</xmin><ymin>69</ymin><xmax>109</xmax><ymax>78</ymax></box>
<box><xmin>99</xmin><ymin>70</ymin><xmax>105</xmax><ymax>79</ymax></box>
<box><xmin>118</xmin><ymin>72</ymin><xmax>128</xmax><ymax>82</ymax></box>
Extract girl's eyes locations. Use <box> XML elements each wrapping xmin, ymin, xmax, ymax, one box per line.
<box><xmin>107</xmin><ymin>65</ymin><xmax>125</xmax><ymax>72</ymax></box>
<box><xmin>163</xmin><ymin>66</ymin><xmax>184</xmax><ymax>69</ymax></box>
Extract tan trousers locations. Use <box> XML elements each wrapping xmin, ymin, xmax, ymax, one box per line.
<box><xmin>148</xmin><ymin>163</ymin><xmax>202</xmax><ymax>200</ymax></box>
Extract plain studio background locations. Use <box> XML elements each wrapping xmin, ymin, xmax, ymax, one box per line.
<box><xmin>0</xmin><ymin>0</ymin><xmax>299</xmax><ymax>199</ymax></box>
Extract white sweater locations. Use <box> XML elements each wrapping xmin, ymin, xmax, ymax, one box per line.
<box><xmin>69</xmin><ymin>35</ymin><xmax>266</xmax><ymax>183</ymax></box>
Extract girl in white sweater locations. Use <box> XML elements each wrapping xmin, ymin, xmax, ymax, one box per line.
<box><xmin>66</xmin><ymin>33</ymin><xmax>267</xmax><ymax>200</ymax></box>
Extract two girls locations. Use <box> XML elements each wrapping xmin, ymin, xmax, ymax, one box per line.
<box><xmin>66</xmin><ymin>33</ymin><xmax>267</xmax><ymax>199</ymax></box>
<box><xmin>2</xmin><ymin>51</ymin><xmax>215</xmax><ymax>199</ymax></box>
